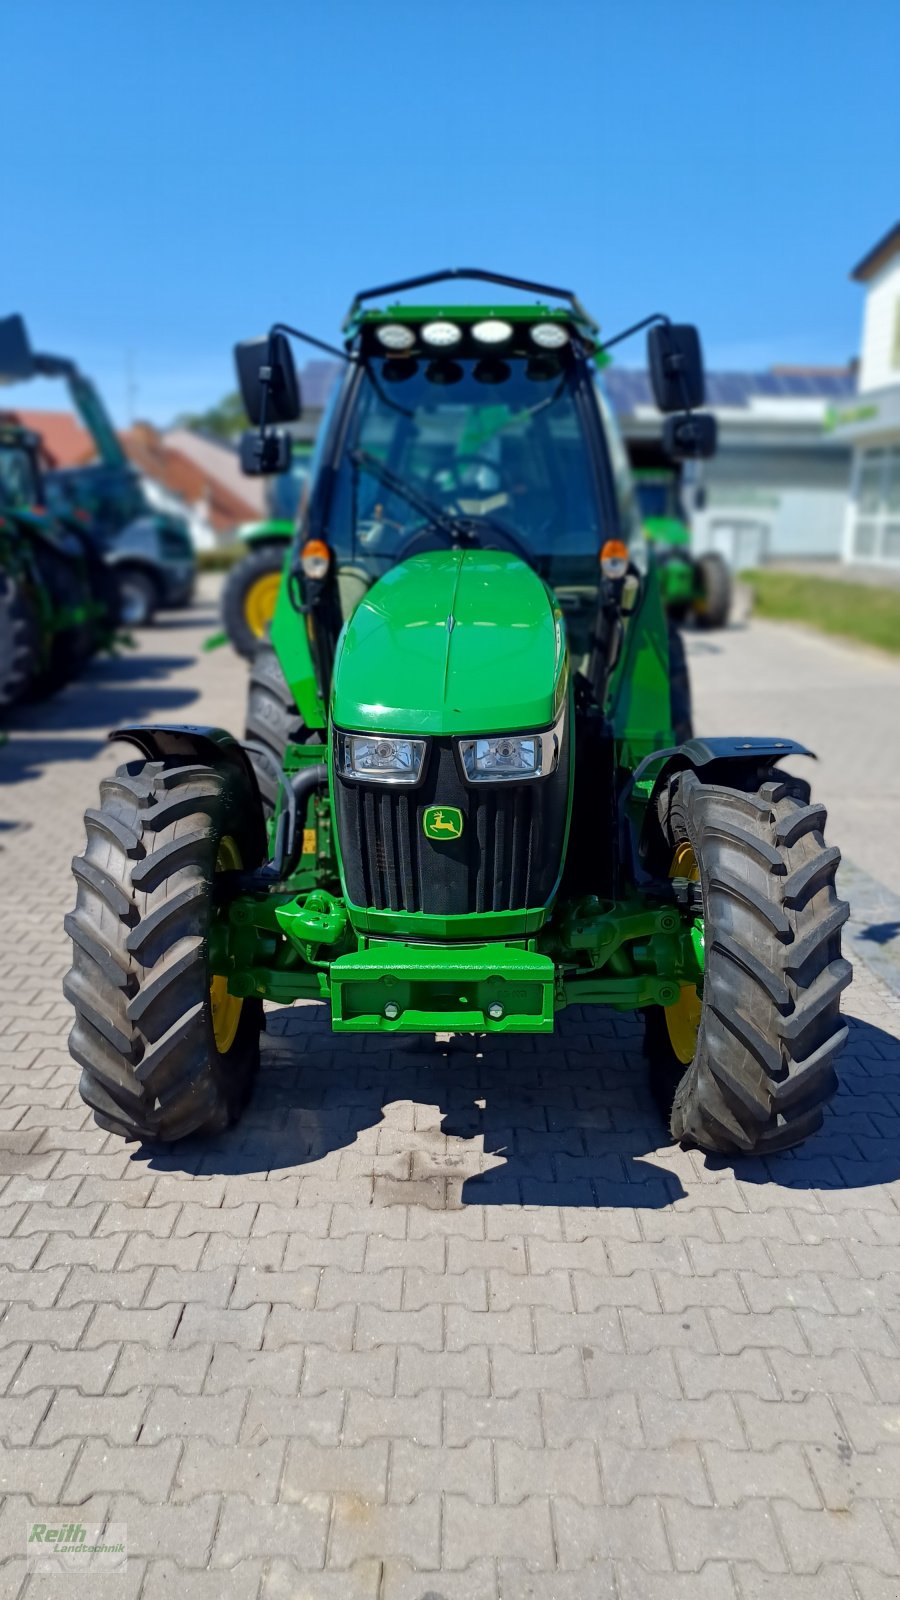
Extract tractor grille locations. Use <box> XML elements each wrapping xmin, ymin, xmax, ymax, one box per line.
<box><xmin>334</xmin><ymin>728</ymin><xmax>569</xmax><ymax>917</ymax></box>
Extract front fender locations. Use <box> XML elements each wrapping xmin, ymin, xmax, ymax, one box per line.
<box><xmin>625</xmin><ymin>736</ymin><xmax>815</xmax><ymax>885</ymax></box>
<box><xmin>109</xmin><ymin>724</ymin><xmax>267</xmax><ymax>859</ymax></box>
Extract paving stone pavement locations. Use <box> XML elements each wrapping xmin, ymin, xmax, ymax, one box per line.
<box><xmin>1</xmin><ymin>583</ymin><xmax>899</xmax><ymax>1598</ymax></box>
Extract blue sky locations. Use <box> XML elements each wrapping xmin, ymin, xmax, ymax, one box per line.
<box><xmin>1</xmin><ymin>0</ymin><xmax>896</xmax><ymax>425</ymax></box>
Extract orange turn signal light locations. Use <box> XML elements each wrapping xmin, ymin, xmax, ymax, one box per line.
<box><xmin>301</xmin><ymin>538</ymin><xmax>331</xmax><ymax>580</ymax></box>
<box><xmin>600</xmin><ymin>539</ymin><xmax>629</xmax><ymax>579</ymax></box>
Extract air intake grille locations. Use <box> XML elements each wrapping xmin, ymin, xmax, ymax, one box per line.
<box><xmin>334</xmin><ymin>729</ymin><xmax>568</xmax><ymax>916</ymax></box>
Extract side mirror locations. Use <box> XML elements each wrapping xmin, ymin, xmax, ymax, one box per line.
<box><xmin>647</xmin><ymin>323</ymin><xmax>705</xmax><ymax>413</ymax></box>
<box><xmin>239</xmin><ymin>428</ymin><xmax>293</xmax><ymax>476</ymax></box>
<box><xmin>663</xmin><ymin>412</ymin><xmax>717</xmax><ymax>460</ymax></box>
<box><xmin>234</xmin><ymin>331</ymin><xmax>301</xmax><ymax>425</ymax></box>
<box><xmin>0</xmin><ymin>314</ymin><xmax>37</xmax><ymax>384</ymax></box>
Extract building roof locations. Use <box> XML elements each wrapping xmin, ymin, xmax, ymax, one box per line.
<box><xmin>604</xmin><ymin>366</ymin><xmax>856</xmax><ymax>415</ymax></box>
<box><xmin>122</xmin><ymin>424</ymin><xmax>264</xmax><ymax>530</ymax></box>
<box><xmin>850</xmin><ymin>222</ymin><xmax>900</xmax><ymax>282</ymax></box>
<box><xmin>3</xmin><ymin>409</ymin><xmax>95</xmax><ymax>468</ymax></box>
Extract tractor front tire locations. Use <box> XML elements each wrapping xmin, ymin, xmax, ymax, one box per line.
<box><xmin>693</xmin><ymin>551</ymin><xmax>732</xmax><ymax>630</ymax></box>
<box><xmin>64</xmin><ymin>756</ymin><xmax>263</xmax><ymax>1143</ymax></box>
<box><xmin>646</xmin><ymin>767</ymin><xmax>851</xmax><ymax>1154</ymax></box>
<box><xmin>222</xmin><ymin>544</ymin><xmax>287</xmax><ymax>659</ymax></box>
<box><xmin>244</xmin><ymin>642</ymin><xmax>319</xmax><ymax>815</ymax></box>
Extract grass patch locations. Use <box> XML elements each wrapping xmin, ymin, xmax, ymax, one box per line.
<box><xmin>743</xmin><ymin>570</ymin><xmax>900</xmax><ymax>656</ymax></box>
<box><xmin>196</xmin><ymin>546</ymin><xmax>245</xmax><ymax>573</ymax></box>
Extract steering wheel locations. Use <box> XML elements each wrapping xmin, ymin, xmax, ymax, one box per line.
<box><xmin>428</xmin><ymin>453</ymin><xmax>508</xmax><ymax>503</ymax></box>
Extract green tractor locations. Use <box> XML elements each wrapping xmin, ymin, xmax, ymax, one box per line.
<box><xmin>0</xmin><ymin>419</ymin><xmax>117</xmax><ymax>709</ymax></box>
<box><xmin>220</xmin><ymin>441</ymin><xmax>312</xmax><ymax>657</ymax></box>
<box><xmin>631</xmin><ymin>445</ymin><xmax>732</xmax><ymax>628</ymax></box>
<box><xmin>64</xmin><ymin>270</ymin><xmax>850</xmax><ymax>1156</ymax></box>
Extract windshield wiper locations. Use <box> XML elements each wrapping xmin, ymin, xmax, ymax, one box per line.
<box><xmin>351</xmin><ymin>449</ymin><xmax>472</xmax><ymax>545</ymax></box>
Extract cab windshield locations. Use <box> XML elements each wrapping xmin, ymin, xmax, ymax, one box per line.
<box><xmin>0</xmin><ymin>444</ymin><xmax>40</xmax><ymax>509</ymax></box>
<box><xmin>323</xmin><ymin>353</ymin><xmax>605</xmax><ymax>626</ymax></box>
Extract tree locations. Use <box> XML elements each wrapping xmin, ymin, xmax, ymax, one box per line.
<box><xmin>174</xmin><ymin>392</ymin><xmax>248</xmax><ymax>440</ymax></box>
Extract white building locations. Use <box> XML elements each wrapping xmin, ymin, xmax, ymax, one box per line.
<box><xmin>832</xmin><ymin>223</ymin><xmax>900</xmax><ymax>568</ymax></box>
<box><xmin>609</xmin><ymin>369</ymin><xmax>854</xmax><ymax>569</ymax></box>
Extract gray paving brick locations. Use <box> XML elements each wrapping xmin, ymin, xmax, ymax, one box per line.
<box><xmin>554</xmin><ymin>1496</ymin><xmax>672</xmax><ymax>1569</ymax></box>
<box><xmin>108</xmin><ymin>1340</ymin><xmax>211</xmax><ymax>1395</ymax></box>
<box><xmin>0</xmin><ymin>1439</ymin><xmax>79</xmax><ymax>1498</ymax></box>
<box><xmin>739</xmin><ymin>1271</ymin><xmax>836</xmax><ymax>1314</ymax></box>
<box><xmin>344</xmin><ymin>1390</ymin><xmax>442</xmax><ymax>1447</ymax></box>
<box><xmin>444</xmin><ymin>1493</ymin><xmax>554</xmax><ymax>1568</ymax></box>
<box><xmin>703</xmin><ymin>1440</ymin><xmax>820</xmax><ymax>1508</ymax></box>
<box><xmin>144</xmin><ymin>1561</ymin><xmax>266</xmax><ymax>1600</ymax></box>
<box><xmin>390</xmin><ymin>1439</ymin><xmax>493</xmax><ymax>1505</ymax></box>
<box><xmin>398</xmin><ymin>1345</ymin><xmax>491</xmax><ymax>1396</ymax></box>
<box><xmin>640</xmin><ymin>1391</ymin><xmax>746</xmax><ymax>1450</ymax></box>
<box><xmin>142</xmin><ymin>1389</ymin><xmax>247</xmax><ymax>1444</ymax></box>
<box><xmin>242</xmin><ymin>1390</ymin><xmax>345</xmax><ymax>1446</ymax></box>
<box><xmin>282</xmin><ymin>1438</ymin><xmax>389</xmax><ymax>1503</ymax></box>
<box><xmin>211</xmin><ymin>1494</ymin><xmax>330</xmax><ymax>1565</ymax></box>
<box><xmin>37</xmin><ymin>1389</ymin><xmax>148</xmax><ymax>1445</ymax></box>
<box><xmin>769</xmin><ymin>1350</ymin><xmax>876</xmax><ymax>1401</ymax></box>
<box><xmin>733</xmin><ymin>1565</ymin><xmax>856</xmax><ymax>1599</ymax></box>
<box><xmin>775</xmin><ymin>1500</ymin><xmax>900</xmax><ymax>1574</ymax></box>
<box><xmin>11</xmin><ymin>1343</ymin><xmax>119</xmax><ymax>1395</ymax></box>
<box><xmin>664</xmin><ymin>1500</ymin><xmax>788</xmax><ymax>1572</ymax></box>
<box><xmin>600</xmin><ymin>1440</ymin><xmax>711</xmax><ymax>1506</ymax></box>
<box><xmin>384</xmin><ymin>1559</ymin><xmax>497</xmax><ymax>1600</ymax></box>
<box><xmin>330</xmin><ymin>1494</ymin><xmax>441</xmax><ymax>1567</ymax></box>
<box><xmin>108</xmin><ymin>1491</ymin><xmax>221</xmax><ymax>1563</ymax></box>
<box><xmin>66</xmin><ymin>1437</ymin><xmax>182</xmax><ymax>1499</ymax></box>
<box><xmin>174</xmin><ymin>1438</ymin><xmax>286</xmax><ymax>1502</ymax></box>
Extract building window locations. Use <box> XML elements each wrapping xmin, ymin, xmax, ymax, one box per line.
<box><xmin>852</xmin><ymin>448</ymin><xmax>900</xmax><ymax>562</ymax></box>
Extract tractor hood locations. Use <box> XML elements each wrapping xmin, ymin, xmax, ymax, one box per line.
<box><xmin>332</xmin><ymin>548</ymin><xmax>567</xmax><ymax>736</ymax></box>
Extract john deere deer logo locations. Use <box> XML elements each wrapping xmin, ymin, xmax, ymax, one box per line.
<box><xmin>422</xmin><ymin>805</ymin><xmax>464</xmax><ymax>841</ymax></box>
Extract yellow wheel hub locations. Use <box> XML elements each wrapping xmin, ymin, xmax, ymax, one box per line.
<box><xmin>665</xmin><ymin>840</ymin><xmax>703</xmax><ymax>1065</ymax></box>
<box><xmin>209</xmin><ymin>835</ymin><xmax>243</xmax><ymax>1053</ymax></box>
<box><xmin>244</xmin><ymin>572</ymin><xmax>281</xmax><ymax>638</ymax></box>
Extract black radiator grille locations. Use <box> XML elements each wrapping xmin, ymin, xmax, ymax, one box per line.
<box><xmin>335</xmin><ymin>729</ymin><xmax>568</xmax><ymax>916</ymax></box>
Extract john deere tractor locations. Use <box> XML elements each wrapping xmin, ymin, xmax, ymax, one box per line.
<box><xmin>0</xmin><ymin>419</ymin><xmax>117</xmax><ymax>709</ymax></box>
<box><xmin>64</xmin><ymin>270</ymin><xmax>850</xmax><ymax>1156</ymax></box>
<box><xmin>630</xmin><ymin>443</ymin><xmax>732</xmax><ymax>629</ymax></box>
<box><xmin>221</xmin><ymin>440</ymin><xmax>312</xmax><ymax>657</ymax></box>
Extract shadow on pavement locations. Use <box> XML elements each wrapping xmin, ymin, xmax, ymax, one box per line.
<box><xmin>0</xmin><ymin>651</ymin><xmax>200</xmax><ymax>788</ymax></box>
<box><xmin>135</xmin><ymin>1006</ymin><xmax>900</xmax><ymax>1202</ymax></box>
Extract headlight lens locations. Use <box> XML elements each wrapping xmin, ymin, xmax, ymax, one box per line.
<box><xmin>471</xmin><ymin>318</ymin><xmax>513</xmax><ymax>345</ymax></box>
<box><xmin>458</xmin><ymin>706</ymin><xmax>566</xmax><ymax>783</ymax></box>
<box><xmin>421</xmin><ymin>320</ymin><xmax>462</xmax><ymax>348</ymax></box>
<box><xmin>375</xmin><ymin>323</ymin><xmax>416</xmax><ymax>351</ymax></box>
<box><xmin>336</xmin><ymin>730</ymin><xmax>426</xmax><ymax>784</ymax></box>
<box><xmin>530</xmin><ymin>321</ymin><xmax>570</xmax><ymax>349</ymax></box>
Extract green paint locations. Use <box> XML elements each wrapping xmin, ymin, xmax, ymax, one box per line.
<box><xmin>331</xmin><ymin>548</ymin><xmax>566</xmax><ymax>736</ymax></box>
<box><xmin>270</xmin><ymin>568</ymin><xmax>326</xmax><ymax>729</ymax></box>
<box><xmin>237</xmin><ymin>519</ymin><xmax>293</xmax><ymax>546</ymax></box>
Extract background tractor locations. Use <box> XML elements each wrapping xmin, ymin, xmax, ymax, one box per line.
<box><xmin>0</xmin><ymin>419</ymin><xmax>117</xmax><ymax>708</ymax></box>
<box><xmin>65</xmin><ymin>270</ymin><xmax>850</xmax><ymax>1158</ymax></box>
<box><xmin>630</xmin><ymin>442</ymin><xmax>732</xmax><ymax>629</ymax></box>
<box><xmin>0</xmin><ymin>315</ymin><xmax>196</xmax><ymax>626</ymax></box>
<box><xmin>221</xmin><ymin>441</ymin><xmax>312</xmax><ymax>657</ymax></box>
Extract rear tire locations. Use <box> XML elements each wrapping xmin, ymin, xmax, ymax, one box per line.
<box><xmin>244</xmin><ymin>642</ymin><xmax>319</xmax><ymax>815</ymax></box>
<box><xmin>64</xmin><ymin>756</ymin><xmax>264</xmax><ymax>1143</ymax></box>
<box><xmin>645</xmin><ymin>767</ymin><xmax>851</xmax><ymax>1153</ymax></box>
<box><xmin>0</xmin><ymin>571</ymin><xmax>40</xmax><ymax>709</ymax></box>
<box><xmin>693</xmin><ymin>552</ymin><xmax>732</xmax><ymax>630</ymax></box>
<box><xmin>115</xmin><ymin>564</ymin><xmax>159</xmax><ymax>627</ymax></box>
<box><xmin>222</xmin><ymin>544</ymin><xmax>287</xmax><ymax>659</ymax></box>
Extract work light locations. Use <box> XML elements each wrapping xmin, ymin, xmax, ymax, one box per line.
<box><xmin>530</xmin><ymin>322</ymin><xmax>570</xmax><ymax>349</ymax></box>
<box><xmin>421</xmin><ymin>321</ymin><xmax>462</xmax><ymax>348</ymax></box>
<box><xmin>471</xmin><ymin>319</ymin><xmax>513</xmax><ymax>346</ymax></box>
<box><xmin>375</xmin><ymin>324</ymin><xmax>416</xmax><ymax>351</ymax></box>
<box><xmin>458</xmin><ymin>706</ymin><xmax>565</xmax><ymax>783</ymax></box>
<box><xmin>335</xmin><ymin>731</ymin><xmax>427</xmax><ymax>784</ymax></box>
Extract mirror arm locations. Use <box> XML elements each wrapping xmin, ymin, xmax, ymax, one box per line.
<box><xmin>269</xmin><ymin>322</ymin><xmax>355</xmax><ymax>365</ymax></box>
<box><xmin>599</xmin><ymin>312</ymin><xmax>670</xmax><ymax>354</ymax></box>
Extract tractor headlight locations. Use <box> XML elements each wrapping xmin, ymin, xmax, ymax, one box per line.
<box><xmin>458</xmin><ymin>706</ymin><xmax>565</xmax><ymax>783</ymax></box>
<box><xmin>335</xmin><ymin>730</ymin><xmax>427</xmax><ymax>785</ymax></box>
<box><xmin>421</xmin><ymin>320</ymin><xmax>462</xmax><ymax>348</ymax></box>
<box><xmin>530</xmin><ymin>322</ymin><xmax>570</xmax><ymax>349</ymax></box>
<box><xmin>375</xmin><ymin>324</ymin><xmax>416</xmax><ymax>351</ymax></box>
